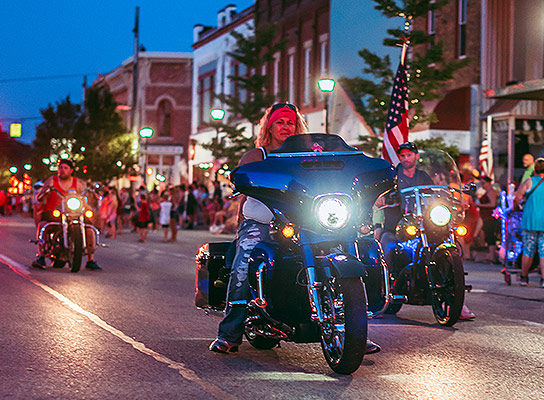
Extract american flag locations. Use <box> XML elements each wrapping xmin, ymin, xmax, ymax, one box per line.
<box><xmin>478</xmin><ymin>130</ymin><xmax>494</xmax><ymax>180</ymax></box>
<box><xmin>382</xmin><ymin>61</ymin><xmax>410</xmax><ymax>165</ymax></box>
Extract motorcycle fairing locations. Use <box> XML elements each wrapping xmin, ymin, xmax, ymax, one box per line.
<box><xmin>231</xmin><ymin>134</ymin><xmax>396</xmax><ymax>231</ymax></box>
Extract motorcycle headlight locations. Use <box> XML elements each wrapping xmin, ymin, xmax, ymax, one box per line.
<box><xmin>315</xmin><ymin>195</ymin><xmax>350</xmax><ymax>230</ymax></box>
<box><xmin>429</xmin><ymin>205</ymin><xmax>451</xmax><ymax>226</ymax></box>
<box><xmin>66</xmin><ymin>196</ymin><xmax>82</xmax><ymax>211</ymax></box>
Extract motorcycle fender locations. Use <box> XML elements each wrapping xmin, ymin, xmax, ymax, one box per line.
<box><xmin>433</xmin><ymin>243</ymin><xmax>459</xmax><ymax>260</ymax></box>
<box><xmin>321</xmin><ymin>253</ymin><xmax>367</xmax><ymax>279</ymax></box>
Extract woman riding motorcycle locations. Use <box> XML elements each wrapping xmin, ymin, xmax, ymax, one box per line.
<box><xmin>208</xmin><ymin>103</ymin><xmax>381</xmax><ymax>354</ymax></box>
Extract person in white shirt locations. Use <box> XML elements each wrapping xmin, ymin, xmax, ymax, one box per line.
<box><xmin>159</xmin><ymin>192</ymin><xmax>173</xmax><ymax>243</ymax></box>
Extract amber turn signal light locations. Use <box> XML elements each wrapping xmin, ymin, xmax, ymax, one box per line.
<box><xmin>282</xmin><ymin>225</ymin><xmax>295</xmax><ymax>238</ymax></box>
<box><xmin>85</xmin><ymin>210</ymin><xmax>94</xmax><ymax>219</ymax></box>
<box><xmin>456</xmin><ymin>225</ymin><xmax>468</xmax><ymax>236</ymax></box>
<box><xmin>406</xmin><ymin>225</ymin><xmax>418</xmax><ymax>236</ymax></box>
<box><xmin>52</xmin><ymin>210</ymin><xmax>61</xmax><ymax>218</ymax></box>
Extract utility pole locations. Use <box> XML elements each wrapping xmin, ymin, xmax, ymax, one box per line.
<box><xmin>131</xmin><ymin>6</ymin><xmax>140</xmax><ymax>134</ymax></box>
<box><xmin>82</xmin><ymin>75</ymin><xmax>87</xmax><ymax>114</ymax></box>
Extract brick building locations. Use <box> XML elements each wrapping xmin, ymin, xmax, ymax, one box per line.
<box><xmin>254</xmin><ymin>0</ymin><xmax>373</xmax><ymax>142</ymax></box>
<box><xmin>409</xmin><ymin>0</ymin><xmax>481</xmax><ymax>161</ymax></box>
<box><xmin>96</xmin><ymin>52</ymin><xmax>193</xmax><ymax>187</ymax></box>
<box><xmin>410</xmin><ymin>0</ymin><xmax>544</xmax><ymax>184</ymax></box>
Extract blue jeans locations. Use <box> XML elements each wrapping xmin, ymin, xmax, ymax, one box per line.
<box><xmin>217</xmin><ymin>219</ymin><xmax>270</xmax><ymax>345</ymax></box>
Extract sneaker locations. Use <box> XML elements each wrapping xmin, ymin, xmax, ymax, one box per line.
<box><xmin>365</xmin><ymin>339</ymin><xmax>381</xmax><ymax>354</ymax></box>
<box><xmin>52</xmin><ymin>260</ymin><xmax>66</xmax><ymax>268</ymax></box>
<box><xmin>31</xmin><ymin>257</ymin><xmax>46</xmax><ymax>269</ymax></box>
<box><xmin>459</xmin><ymin>305</ymin><xmax>476</xmax><ymax>320</ymax></box>
<box><xmin>519</xmin><ymin>275</ymin><xmax>529</xmax><ymax>286</ymax></box>
<box><xmin>540</xmin><ymin>278</ymin><xmax>544</xmax><ymax>288</ymax></box>
<box><xmin>85</xmin><ymin>261</ymin><xmax>102</xmax><ymax>270</ymax></box>
<box><xmin>209</xmin><ymin>338</ymin><xmax>239</xmax><ymax>354</ymax></box>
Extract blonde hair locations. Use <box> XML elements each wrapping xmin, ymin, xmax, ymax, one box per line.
<box><xmin>255</xmin><ymin>104</ymin><xmax>308</xmax><ymax>148</ymax></box>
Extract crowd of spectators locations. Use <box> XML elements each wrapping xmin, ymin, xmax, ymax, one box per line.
<box><xmin>89</xmin><ymin>181</ymin><xmax>241</xmax><ymax>244</ymax></box>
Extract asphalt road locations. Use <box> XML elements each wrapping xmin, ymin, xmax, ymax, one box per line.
<box><xmin>1</xmin><ymin>215</ymin><xmax>543</xmax><ymax>399</ymax></box>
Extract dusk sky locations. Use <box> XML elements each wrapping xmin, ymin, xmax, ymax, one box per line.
<box><xmin>1</xmin><ymin>0</ymin><xmax>398</xmax><ymax>145</ymax></box>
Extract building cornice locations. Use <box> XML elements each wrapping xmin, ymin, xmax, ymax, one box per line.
<box><xmin>192</xmin><ymin>6</ymin><xmax>254</xmax><ymax>50</ymax></box>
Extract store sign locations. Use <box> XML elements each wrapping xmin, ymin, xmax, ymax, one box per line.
<box><xmin>10</xmin><ymin>123</ymin><xmax>22</xmax><ymax>138</ymax></box>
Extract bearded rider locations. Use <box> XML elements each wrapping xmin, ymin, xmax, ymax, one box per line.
<box><xmin>32</xmin><ymin>159</ymin><xmax>101</xmax><ymax>270</ymax></box>
<box><xmin>376</xmin><ymin>142</ymin><xmax>475</xmax><ymax>320</ymax></box>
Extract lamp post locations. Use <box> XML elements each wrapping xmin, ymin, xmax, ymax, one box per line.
<box><xmin>138</xmin><ymin>127</ymin><xmax>154</xmax><ymax>187</ymax></box>
<box><xmin>318</xmin><ymin>78</ymin><xmax>336</xmax><ymax>134</ymax></box>
<box><xmin>210</xmin><ymin>108</ymin><xmax>225</xmax><ymax>181</ymax></box>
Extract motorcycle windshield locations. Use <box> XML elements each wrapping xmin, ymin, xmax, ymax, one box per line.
<box><xmin>231</xmin><ymin>133</ymin><xmax>396</xmax><ymax>230</ymax></box>
<box><xmin>414</xmin><ymin>149</ymin><xmax>462</xmax><ymax>188</ymax></box>
<box><xmin>400</xmin><ymin>148</ymin><xmax>465</xmax><ymax>222</ymax></box>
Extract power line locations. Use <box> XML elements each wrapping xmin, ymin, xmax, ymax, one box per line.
<box><xmin>0</xmin><ymin>116</ymin><xmax>42</xmax><ymax>121</ymax></box>
<box><xmin>0</xmin><ymin>73</ymin><xmax>99</xmax><ymax>84</ymax></box>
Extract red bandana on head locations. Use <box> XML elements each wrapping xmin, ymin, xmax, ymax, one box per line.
<box><xmin>267</xmin><ymin>107</ymin><xmax>296</xmax><ymax>129</ymax></box>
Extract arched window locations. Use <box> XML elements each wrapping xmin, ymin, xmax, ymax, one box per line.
<box><xmin>158</xmin><ymin>100</ymin><xmax>172</xmax><ymax>136</ymax></box>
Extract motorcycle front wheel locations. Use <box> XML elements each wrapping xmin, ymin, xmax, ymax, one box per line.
<box><xmin>428</xmin><ymin>251</ymin><xmax>465</xmax><ymax>326</ymax></box>
<box><xmin>68</xmin><ymin>225</ymin><xmax>84</xmax><ymax>273</ymax></box>
<box><xmin>320</xmin><ymin>277</ymin><xmax>367</xmax><ymax>375</ymax></box>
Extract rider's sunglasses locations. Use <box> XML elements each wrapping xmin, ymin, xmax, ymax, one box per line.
<box><xmin>397</xmin><ymin>142</ymin><xmax>418</xmax><ymax>154</ymax></box>
<box><xmin>271</xmin><ymin>103</ymin><xmax>297</xmax><ymax>112</ymax></box>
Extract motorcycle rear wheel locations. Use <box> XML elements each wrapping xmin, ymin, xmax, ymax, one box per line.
<box><xmin>320</xmin><ymin>277</ymin><xmax>367</xmax><ymax>375</ymax></box>
<box><xmin>69</xmin><ymin>226</ymin><xmax>84</xmax><ymax>273</ymax></box>
<box><xmin>429</xmin><ymin>251</ymin><xmax>465</xmax><ymax>326</ymax></box>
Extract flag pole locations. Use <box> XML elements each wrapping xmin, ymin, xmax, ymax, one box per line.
<box><xmin>400</xmin><ymin>41</ymin><xmax>408</xmax><ymax>66</ymax></box>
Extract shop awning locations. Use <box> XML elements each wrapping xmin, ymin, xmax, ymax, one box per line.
<box><xmin>485</xmin><ymin>78</ymin><xmax>544</xmax><ymax>101</ymax></box>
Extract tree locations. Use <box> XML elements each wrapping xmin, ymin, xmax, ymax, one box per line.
<box><xmin>203</xmin><ymin>23</ymin><xmax>286</xmax><ymax>167</ymax></box>
<box><xmin>31</xmin><ymin>96</ymin><xmax>82</xmax><ymax>180</ymax></box>
<box><xmin>74</xmin><ymin>85</ymin><xmax>137</xmax><ymax>182</ymax></box>
<box><xmin>341</xmin><ymin>0</ymin><xmax>470</xmax><ymax>134</ymax></box>
<box><xmin>31</xmin><ymin>86</ymin><xmax>137</xmax><ymax>182</ymax></box>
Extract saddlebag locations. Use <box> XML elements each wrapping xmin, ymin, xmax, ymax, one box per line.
<box><xmin>195</xmin><ymin>241</ymin><xmax>232</xmax><ymax>310</ymax></box>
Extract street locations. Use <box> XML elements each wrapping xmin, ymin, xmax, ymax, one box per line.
<box><xmin>1</xmin><ymin>214</ymin><xmax>543</xmax><ymax>399</ymax></box>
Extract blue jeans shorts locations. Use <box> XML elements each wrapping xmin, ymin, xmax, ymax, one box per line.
<box><xmin>521</xmin><ymin>230</ymin><xmax>544</xmax><ymax>258</ymax></box>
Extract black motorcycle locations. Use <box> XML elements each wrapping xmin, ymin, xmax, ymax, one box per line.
<box><xmin>33</xmin><ymin>187</ymin><xmax>100</xmax><ymax>272</ymax></box>
<box><xmin>195</xmin><ymin>134</ymin><xmax>396</xmax><ymax>374</ymax></box>
<box><xmin>385</xmin><ymin>149</ymin><xmax>471</xmax><ymax>326</ymax></box>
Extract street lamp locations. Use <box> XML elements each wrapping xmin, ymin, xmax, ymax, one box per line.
<box><xmin>318</xmin><ymin>78</ymin><xmax>336</xmax><ymax>134</ymax></box>
<box><xmin>210</xmin><ymin>108</ymin><xmax>225</xmax><ymax>141</ymax></box>
<box><xmin>139</xmin><ymin>127</ymin><xmax>154</xmax><ymax>187</ymax></box>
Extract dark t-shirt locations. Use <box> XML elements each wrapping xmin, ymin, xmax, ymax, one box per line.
<box><xmin>383</xmin><ymin>165</ymin><xmax>434</xmax><ymax>233</ymax></box>
<box><xmin>397</xmin><ymin>165</ymin><xmax>434</xmax><ymax>189</ymax></box>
